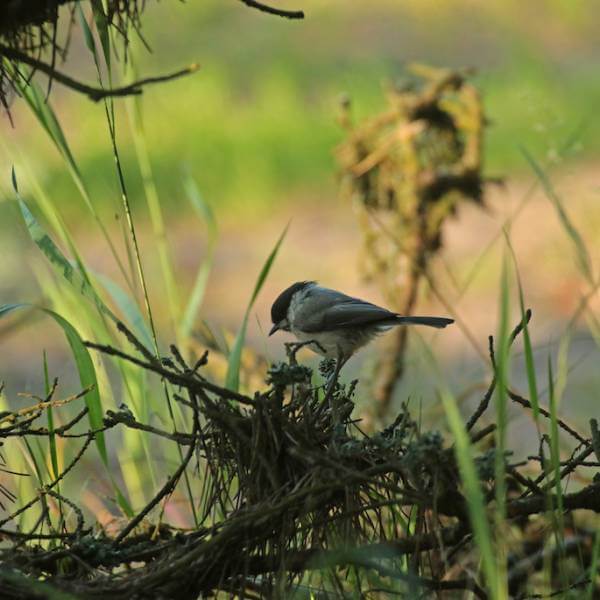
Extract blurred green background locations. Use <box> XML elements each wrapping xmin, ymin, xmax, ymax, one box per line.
<box><xmin>1</xmin><ymin>0</ymin><xmax>599</xmax><ymax>218</ymax></box>
<box><xmin>1</xmin><ymin>0</ymin><xmax>599</xmax><ymax>432</ymax></box>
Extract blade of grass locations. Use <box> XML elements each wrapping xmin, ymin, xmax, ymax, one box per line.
<box><xmin>521</xmin><ymin>147</ymin><xmax>594</xmax><ymax>285</ymax></box>
<box><xmin>90</xmin><ymin>0</ymin><xmax>111</xmax><ymax>70</ymax></box>
<box><xmin>546</xmin><ymin>356</ymin><xmax>566</xmax><ymax>582</ymax></box>
<box><xmin>44</xmin><ymin>350</ymin><xmax>63</xmax><ymax>533</ymax></box>
<box><xmin>7</xmin><ymin>66</ymin><xmax>132</xmax><ymax>292</ymax></box>
<box><xmin>125</xmin><ymin>71</ymin><xmax>181</xmax><ymax>339</ymax></box>
<box><xmin>85</xmin><ymin>19</ymin><xmax>199</xmax><ymax>526</ymax></box>
<box><xmin>440</xmin><ymin>388</ymin><xmax>500</xmax><ymax>599</ymax></box>
<box><xmin>180</xmin><ymin>176</ymin><xmax>218</xmax><ymax>341</ymax></box>
<box><xmin>0</xmin><ymin>303</ymin><xmax>132</xmax><ymax>516</ymax></box>
<box><xmin>587</xmin><ymin>530</ymin><xmax>600</xmax><ymax>600</ymax></box>
<box><xmin>505</xmin><ymin>234</ymin><xmax>540</xmax><ymax>421</ymax></box>
<box><xmin>44</xmin><ymin>351</ymin><xmax>60</xmax><ymax>480</ymax></box>
<box><xmin>22</xmin><ymin>434</ymin><xmax>53</xmax><ymax>535</ymax></box>
<box><xmin>94</xmin><ymin>271</ymin><xmax>153</xmax><ymax>349</ymax></box>
<box><xmin>225</xmin><ymin>224</ymin><xmax>288</xmax><ymax>392</ymax></box>
<box><xmin>493</xmin><ymin>247</ymin><xmax>510</xmax><ymax>597</ymax></box>
<box><xmin>415</xmin><ymin>336</ymin><xmax>499</xmax><ymax>598</ymax></box>
<box><xmin>0</xmin><ymin>304</ymin><xmax>106</xmax><ymax>462</ymax></box>
<box><xmin>555</xmin><ymin>332</ymin><xmax>571</xmax><ymax>408</ymax></box>
<box><xmin>13</xmin><ymin>173</ymin><xmax>118</xmax><ymax>325</ymax></box>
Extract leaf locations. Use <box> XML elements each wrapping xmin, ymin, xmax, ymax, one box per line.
<box><xmin>13</xmin><ymin>180</ymin><xmax>117</xmax><ymax>324</ymax></box>
<box><xmin>225</xmin><ymin>224</ymin><xmax>288</xmax><ymax>391</ymax></box>
<box><xmin>0</xmin><ymin>304</ymin><xmax>106</xmax><ymax>462</ymax></box>
<box><xmin>76</xmin><ymin>3</ymin><xmax>97</xmax><ymax>56</ymax></box>
<box><xmin>494</xmin><ymin>248</ymin><xmax>510</xmax><ymax>524</ymax></box>
<box><xmin>91</xmin><ymin>0</ymin><xmax>111</xmax><ymax>69</ymax></box>
<box><xmin>441</xmin><ymin>388</ymin><xmax>500</xmax><ymax>599</ymax></box>
<box><xmin>9</xmin><ymin>73</ymin><xmax>81</xmax><ymax>180</ymax></box>
<box><xmin>44</xmin><ymin>350</ymin><xmax>60</xmax><ymax>480</ymax></box>
<box><xmin>94</xmin><ymin>271</ymin><xmax>153</xmax><ymax>349</ymax></box>
<box><xmin>506</xmin><ymin>237</ymin><xmax>540</xmax><ymax>421</ymax></box>
<box><xmin>0</xmin><ymin>304</ymin><xmax>133</xmax><ymax>516</ymax></box>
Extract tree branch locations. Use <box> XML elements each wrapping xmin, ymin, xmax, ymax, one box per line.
<box><xmin>1</xmin><ymin>43</ymin><xmax>199</xmax><ymax>102</ymax></box>
<box><xmin>239</xmin><ymin>0</ymin><xmax>304</xmax><ymax>19</ymax></box>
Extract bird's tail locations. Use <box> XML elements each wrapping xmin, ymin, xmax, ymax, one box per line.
<box><xmin>396</xmin><ymin>315</ymin><xmax>454</xmax><ymax>329</ymax></box>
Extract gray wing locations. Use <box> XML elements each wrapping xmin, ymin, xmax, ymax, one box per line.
<box><xmin>295</xmin><ymin>287</ymin><xmax>397</xmax><ymax>332</ymax></box>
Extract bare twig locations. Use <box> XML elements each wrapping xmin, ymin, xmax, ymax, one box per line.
<box><xmin>239</xmin><ymin>0</ymin><xmax>304</xmax><ymax>19</ymax></box>
<box><xmin>2</xmin><ymin>43</ymin><xmax>199</xmax><ymax>102</ymax></box>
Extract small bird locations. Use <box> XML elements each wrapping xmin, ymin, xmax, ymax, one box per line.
<box><xmin>270</xmin><ymin>281</ymin><xmax>454</xmax><ymax>376</ymax></box>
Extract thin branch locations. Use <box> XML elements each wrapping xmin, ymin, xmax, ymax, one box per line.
<box><xmin>239</xmin><ymin>0</ymin><xmax>304</xmax><ymax>19</ymax></box>
<box><xmin>84</xmin><ymin>339</ymin><xmax>255</xmax><ymax>406</ymax></box>
<box><xmin>1</xmin><ymin>43</ymin><xmax>199</xmax><ymax>102</ymax></box>
<box><xmin>508</xmin><ymin>389</ymin><xmax>588</xmax><ymax>445</ymax></box>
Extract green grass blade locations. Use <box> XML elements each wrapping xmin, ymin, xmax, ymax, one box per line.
<box><xmin>14</xmin><ymin>182</ymin><xmax>117</xmax><ymax>324</ymax></box>
<box><xmin>587</xmin><ymin>530</ymin><xmax>600</xmax><ymax>599</ymax></box>
<box><xmin>94</xmin><ymin>271</ymin><xmax>153</xmax><ymax>349</ymax></box>
<box><xmin>91</xmin><ymin>0</ymin><xmax>112</xmax><ymax>69</ymax></box>
<box><xmin>546</xmin><ymin>355</ymin><xmax>566</xmax><ymax>581</ymax></box>
<box><xmin>0</xmin><ymin>303</ymin><xmax>133</xmax><ymax>516</ymax></box>
<box><xmin>492</xmin><ymin>248</ymin><xmax>510</xmax><ymax>595</ymax></box>
<box><xmin>8</xmin><ymin>72</ymin><xmax>133</xmax><ymax>291</ymax></box>
<box><xmin>44</xmin><ymin>349</ymin><xmax>63</xmax><ymax>537</ymax></box>
<box><xmin>546</xmin><ymin>357</ymin><xmax>563</xmax><ymax>510</ymax></box>
<box><xmin>44</xmin><ymin>350</ymin><xmax>60</xmax><ymax>482</ymax></box>
<box><xmin>77</xmin><ymin>2</ymin><xmax>97</xmax><ymax>56</ymax></box>
<box><xmin>522</xmin><ymin>148</ymin><xmax>594</xmax><ymax>284</ymax></box>
<box><xmin>0</xmin><ymin>304</ymin><xmax>105</xmax><ymax>463</ymax></box>
<box><xmin>8</xmin><ymin>69</ymin><xmax>78</xmax><ymax>174</ymax></box>
<box><xmin>440</xmin><ymin>389</ymin><xmax>499</xmax><ymax>598</ymax></box>
<box><xmin>225</xmin><ymin>224</ymin><xmax>288</xmax><ymax>391</ymax></box>
<box><xmin>126</xmin><ymin>86</ymin><xmax>181</xmax><ymax>337</ymax></box>
<box><xmin>180</xmin><ymin>176</ymin><xmax>218</xmax><ymax>340</ymax></box>
<box><xmin>505</xmin><ymin>234</ymin><xmax>540</xmax><ymax>421</ymax></box>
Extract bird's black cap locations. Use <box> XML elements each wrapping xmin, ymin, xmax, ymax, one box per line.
<box><xmin>270</xmin><ymin>281</ymin><xmax>315</xmax><ymax>325</ymax></box>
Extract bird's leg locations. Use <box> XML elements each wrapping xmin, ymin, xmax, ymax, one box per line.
<box><xmin>324</xmin><ymin>350</ymin><xmax>346</xmax><ymax>427</ymax></box>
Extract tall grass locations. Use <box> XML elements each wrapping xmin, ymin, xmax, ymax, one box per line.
<box><xmin>0</xmin><ymin>4</ymin><xmax>291</xmax><ymax>531</ymax></box>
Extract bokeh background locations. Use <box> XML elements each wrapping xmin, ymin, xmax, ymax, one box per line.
<box><xmin>1</xmin><ymin>0</ymin><xmax>599</xmax><ymax>459</ymax></box>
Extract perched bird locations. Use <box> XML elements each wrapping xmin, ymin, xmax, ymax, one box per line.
<box><xmin>269</xmin><ymin>281</ymin><xmax>453</xmax><ymax>376</ymax></box>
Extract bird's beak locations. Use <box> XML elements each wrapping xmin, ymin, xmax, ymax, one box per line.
<box><xmin>269</xmin><ymin>324</ymin><xmax>280</xmax><ymax>337</ymax></box>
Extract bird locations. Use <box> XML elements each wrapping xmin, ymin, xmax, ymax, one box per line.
<box><xmin>269</xmin><ymin>281</ymin><xmax>454</xmax><ymax>380</ymax></box>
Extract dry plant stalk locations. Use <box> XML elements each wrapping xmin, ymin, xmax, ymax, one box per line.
<box><xmin>337</xmin><ymin>64</ymin><xmax>486</xmax><ymax>420</ymax></box>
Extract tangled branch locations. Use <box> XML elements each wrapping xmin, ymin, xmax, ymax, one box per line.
<box><xmin>0</xmin><ymin>313</ymin><xmax>598</xmax><ymax>598</ymax></box>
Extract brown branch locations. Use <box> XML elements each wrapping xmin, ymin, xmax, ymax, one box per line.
<box><xmin>113</xmin><ymin>395</ymin><xmax>201</xmax><ymax>545</ymax></box>
<box><xmin>239</xmin><ymin>0</ymin><xmax>304</xmax><ymax>19</ymax></box>
<box><xmin>103</xmin><ymin>409</ymin><xmax>195</xmax><ymax>445</ymax></box>
<box><xmin>0</xmin><ymin>434</ymin><xmax>94</xmax><ymax>528</ymax></box>
<box><xmin>1</xmin><ymin>43</ymin><xmax>199</xmax><ymax>102</ymax></box>
<box><xmin>508</xmin><ymin>389</ymin><xmax>588</xmax><ymax>445</ymax></box>
<box><xmin>466</xmin><ymin>309</ymin><xmax>532</xmax><ymax>431</ymax></box>
<box><xmin>507</xmin><ymin>480</ymin><xmax>600</xmax><ymax>517</ymax></box>
<box><xmin>84</xmin><ymin>340</ymin><xmax>255</xmax><ymax>406</ymax></box>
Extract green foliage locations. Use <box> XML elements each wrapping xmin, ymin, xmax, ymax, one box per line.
<box><xmin>225</xmin><ymin>225</ymin><xmax>288</xmax><ymax>391</ymax></box>
<box><xmin>440</xmin><ymin>388</ymin><xmax>499</xmax><ymax>598</ymax></box>
<box><xmin>0</xmin><ymin>303</ymin><xmax>106</xmax><ymax>461</ymax></box>
<box><xmin>180</xmin><ymin>176</ymin><xmax>218</xmax><ymax>341</ymax></box>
